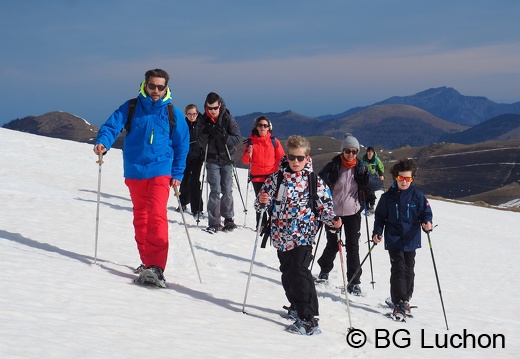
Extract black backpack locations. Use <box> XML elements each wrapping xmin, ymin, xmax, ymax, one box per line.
<box><xmin>245</xmin><ymin>136</ymin><xmax>278</xmax><ymax>149</ymax></box>
<box><xmin>124</xmin><ymin>98</ymin><xmax>176</xmax><ymax>133</ymax></box>
<box><xmin>260</xmin><ymin>169</ymin><xmax>319</xmax><ymax>248</ymax></box>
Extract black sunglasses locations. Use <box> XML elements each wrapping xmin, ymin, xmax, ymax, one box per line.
<box><xmin>343</xmin><ymin>149</ymin><xmax>358</xmax><ymax>155</ymax></box>
<box><xmin>287</xmin><ymin>154</ymin><xmax>306</xmax><ymax>162</ymax></box>
<box><xmin>147</xmin><ymin>83</ymin><xmax>166</xmax><ymax>91</ymax></box>
<box><xmin>207</xmin><ymin>105</ymin><xmax>220</xmax><ymax>111</ymax></box>
<box><xmin>256</xmin><ymin>123</ymin><xmax>270</xmax><ymax>128</ymax></box>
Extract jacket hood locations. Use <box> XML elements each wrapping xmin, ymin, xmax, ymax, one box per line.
<box><xmin>138</xmin><ymin>81</ymin><xmax>172</xmax><ymax>103</ymax></box>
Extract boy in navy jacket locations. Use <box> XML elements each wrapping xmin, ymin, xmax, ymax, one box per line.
<box><xmin>372</xmin><ymin>159</ymin><xmax>433</xmax><ymax>317</ymax></box>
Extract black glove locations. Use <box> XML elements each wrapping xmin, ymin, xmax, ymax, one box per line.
<box><xmin>354</xmin><ymin>172</ymin><xmax>368</xmax><ymax>188</ymax></box>
<box><xmin>204</xmin><ymin>123</ymin><xmax>226</xmax><ymax>138</ymax></box>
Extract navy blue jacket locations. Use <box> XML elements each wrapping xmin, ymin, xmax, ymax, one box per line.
<box><xmin>373</xmin><ymin>182</ymin><xmax>433</xmax><ymax>252</ymax></box>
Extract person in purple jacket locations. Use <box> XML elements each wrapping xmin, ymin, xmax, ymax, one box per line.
<box><xmin>93</xmin><ymin>69</ymin><xmax>189</xmax><ymax>287</ymax></box>
<box><xmin>372</xmin><ymin>158</ymin><xmax>433</xmax><ymax>317</ymax></box>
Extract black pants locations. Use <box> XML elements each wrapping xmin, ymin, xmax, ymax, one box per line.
<box><xmin>252</xmin><ymin>181</ymin><xmax>268</xmax><ymax>228</ymax></box>
<box><xmin>317</xmin><ymin>212</ymin><xmax>362</xmax><ymax>285</ymax></box>
<box><xmin>388</xmin><ymin>249</ymin><xmax>416</xmax><ymax>304</ymax></box>
<box><xmin>277</xmin><ymin>246</ymin><xmax>319</xmax><ymax>319</ymax></box>
<box><xmin>179</xmin><ymin>158</ymin><xmax>204</xmax><ymax>213</ymax></box>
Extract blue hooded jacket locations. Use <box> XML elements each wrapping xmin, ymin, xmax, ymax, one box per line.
<box><xmin>95</xmin><ymin>83</ymin><xmax>189</xmax><ymax>180</ymax></box>
<box><xmin>372</xmin><ymin>182</ymin><xmax>433</xmax><ymax>252</ymax></box>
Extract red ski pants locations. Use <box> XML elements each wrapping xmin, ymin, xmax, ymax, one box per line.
<box><xmin>125</xmin><ymin>176</ymin><xmax>171</xmax><ymax>270</ymax></box>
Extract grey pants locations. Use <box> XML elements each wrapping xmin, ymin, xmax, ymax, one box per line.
<box><xmin>206</xmin><ymin>161</ymin><xmax>234</xmax><ymax>226</ymax></box>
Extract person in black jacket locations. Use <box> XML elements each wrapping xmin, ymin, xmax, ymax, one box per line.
<box><xmin>196</xmin><ymin>92</ymin><xmax>241</xmax><ymax>233</ymax></box>
<box><xmin>316</xmin><ymin>133</ymin><xmax>382</xmax><ymax>296</ymax></box>
<box><xmin>178</xmin><ymin>104</ymin><xmax>205</xmax><ymax>218</ymax></box>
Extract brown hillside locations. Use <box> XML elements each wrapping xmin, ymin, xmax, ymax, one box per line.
<box><xmin>322</xmin><ymin>104</ymin><xmax>469</xmax><ymax>149</ymax></box>
<box><xmin>458</xmin><ymin>182</ymin><xmax>520</xmax><ymax>207</ymax></box>
<box><xmin>328</xmin><ymin>104</ymin><xmax>467</xmax><ymax>132</ymax></box>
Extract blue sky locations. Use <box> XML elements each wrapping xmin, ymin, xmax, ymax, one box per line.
<box><xmin>1</xmin><ymin>0</ymin><xmax>519</xmax><ymax>126</ymax></box>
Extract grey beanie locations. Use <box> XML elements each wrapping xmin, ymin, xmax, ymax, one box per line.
<box><xmin>341</xmin><ymin>133</ymin><xmax>360</xmax><ymax>151</ymax></box>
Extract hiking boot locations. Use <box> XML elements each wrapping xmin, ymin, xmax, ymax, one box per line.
<box><xmin>148</xmin><ymin>265</ymin><xmax>165</xmax><ymax>279</ymax></box>
<box><xmin>318</xmin><ymin>272</ymin><xmax>329</xmax><ymax>281</ymax></box>
<box><xmin>283</xmin><ymin>305</ymin><xmax>298</xmax><ymax>321</ymax></box>
<box><xmin>347</xmin><ymin>284</ymin><xmax>362</xmax><ymax>296</ymax></box>
<box><xmin>287</xmin><ymin>316</ymin><xmax>322</xmax><ymax>336</ymax></box>
<box><xmin>175</xmin><ymin>205</ymin><xmax>187</xmax><ymax>213</ymax></box>
<box><xmin>137</xmin><ymin>265</ymin><xmax>166</xmax><ymax>288</ymax></box>
<box><xmin>133</xmin><ymin>263</ymin><xmax>145</xmax><ymax>274</ymax></box>
<box><xmin>222</xmin><ymin>218</ymin><xmax>237</xmax><ymax>232</ymax></box>
<box><xmin>392</xmin><ymin>300</ymin><xmax>409</xmax><ymax>319</ymax></box>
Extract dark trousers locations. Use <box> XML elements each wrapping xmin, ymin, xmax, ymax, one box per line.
<box><xmin>252</xmin><ymin>181</ymin><xmax>268</xmax><ymax>228</ymax></box>
<box><xmin>317</xmin><ymin>212</ymin><xmax>362</xmax><ymax>285</ymax></box>
<box><xmin>179</xmin><ymin>158</ymin><xmax>204</xmax><ymax>213</ymax></box>
<box><xmin>389</xmin><ymin>249</ymin><xmax>416</xmax><ymax>304</ymax></box>
<box><xmin>277</xmin><ymin>246</ymin><xmax>319</xmax><ymax>319</ymax></box>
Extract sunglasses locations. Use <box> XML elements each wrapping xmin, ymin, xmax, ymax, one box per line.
<box><xmin>147</xmin><ymin>83</ymin><xmax>166</xmax><ymax>91</ymax></box>
<box><xmin>256</xmin><ymin>123</ymin><xmax>270</xmax><ymax>128</ymax></box>
<box><xmin>207</xmin><ymin>105</ymin><xmax>220</xmax><ymax>111</ymax></box>
<box><xmin>186</xmin><ymin>113</ymin><xmax>198</xmax><ymax>117</ymax></box>
<box><xmin>287</xmin><ymin>154</ymin><xmax>306</xmax><ymax>162</ymax></box>
<box><xmin>396</xmin><ymin>175</ymin><xmax>413</xmax><ymax>182</ymax></box>
<box><xmin>343</xmin><ymin>149</ymin><xmax>358</xmax><ymax>155</ymax></box>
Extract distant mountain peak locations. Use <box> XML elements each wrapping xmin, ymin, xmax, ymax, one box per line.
<box><xmin>375</xmin><ymin>86</ymin><xmax>520</xmax><ymax>125</ymax></box>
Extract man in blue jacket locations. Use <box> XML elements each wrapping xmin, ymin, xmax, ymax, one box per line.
<box><xmin>93</xmin><ymin>69</ymin><xmax>189</xmax><ymax>287</ymax></box>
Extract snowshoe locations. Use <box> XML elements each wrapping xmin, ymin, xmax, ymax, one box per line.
<box><xmin>135</xmin><ymin>266</ymin><xmax>166</xmax><ymax>288</ymax></box>
<box><xmin>287</xmin><ymin>316</ymin><xmax>322</xmax><ymax>336</ymax></box>
<box><xmin>314</xmin><ymin>272</ymin><xmax>329</xmax><ymax>284</ymax></box>
<box><xmin>347</xmin><ymin>284</ymin><xmax>362</xmax><ymax>296</ymax></box>
<box><xmin>222</xmin><ymin>218</ymin><xmax>237</xmax><ymax>232</ymax></box>
<box><xmin>202</xmin><ymin>225</ymin><xmax>222</xmax><ymax>234</ymax></box>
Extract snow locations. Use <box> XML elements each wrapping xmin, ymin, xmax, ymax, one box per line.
<box><xmin>0</xmin><ymin>127</ymin><xmax>518</xmax><ymax>358</ymax></box>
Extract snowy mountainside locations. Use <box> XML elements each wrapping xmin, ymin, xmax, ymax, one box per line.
<box><xmin>0</xmin><ymin>128</ymin><xmax>518</xmax><ymax>358</ymax></box>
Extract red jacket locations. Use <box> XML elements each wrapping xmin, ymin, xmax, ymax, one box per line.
<box><xmin>242</xmin><ymin>134</ymin><xmax>285</xmax><ymax>182</ymax></box>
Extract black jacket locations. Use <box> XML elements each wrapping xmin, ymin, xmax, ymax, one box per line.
<box><xmin>196</xmin><ymin>98</ymin><xmax>241</xmax><ymax>163</ymax></box>
<box><xmin>186</xmin><ymin>113</ymin><xmax>204</xmax><ymax>162</ymax></box>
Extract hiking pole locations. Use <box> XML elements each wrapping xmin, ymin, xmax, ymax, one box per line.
<box><xmin>242</xmin><ymin>204</ymin><xmax>267</xmax><ymax>314</ymax></box>
<box><xmin>346</xmin><ymin>240</ymin><xmax>378</xmax><ymax>289</ymax></box>
<box><xmin>225</xmin><ymin>144</ymin><xmax>247</xmax><ymax>214</ymax></box>
<box><xmin>363</xmin><ymin>192</ymin><xmax>376</xmax><ymax>289</ymax></box>
<box><xmin>93</xmin><ymin>152</ymin><xmax>104</xmax><ymax>265</ymax></box>
<box><xmin>426</xmin><ymin>230</ymin><xmax>449</xmax><ymax>330</ymax></box>
<box><xmin>243</xmin><ymin>150</ymin><xmax>252</xmax><ymax>227</ymax></box>
<box><xmin>174</xmin><ymin>186</ymin><xmax>202</xmax><ymax>284</ymax></box>
<box><xmin>329</xmin><ymin>221</ymin><xmax>354</xmax><ymax>333</ymax></box>
<box><xmin>197</xmin><ymin>144</ymin><xmax>209</xmax><ymax>226</ymax></box>
<box><xmin>310</xmin><ymin>223</ymin><xmax>324</xmax><ymax>272</ymax></box>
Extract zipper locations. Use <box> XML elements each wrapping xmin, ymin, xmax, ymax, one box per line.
<box><xmin>395</xmin><ymin>204</ymin><xmax>399</xmax><ymax>219</ymax></box>
<box><xmin>150</xmin><ymin>128</ymin><xmax>154</xmax><ymax>144</ymax></box>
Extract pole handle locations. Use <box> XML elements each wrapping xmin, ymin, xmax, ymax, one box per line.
<box><xmin>96</xmin><ymin>152</ymin><xmax>104</xmax><ymax>165</ymax></box>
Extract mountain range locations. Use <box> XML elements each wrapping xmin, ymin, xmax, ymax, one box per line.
<box><xmin>234</xmin><ymin>87</ymin><xmax>520</xmax><ymax>149</ymax></box>
<box><xmin>3</xmin><ymin>86</ymin><xmax>519</xmax><ymax>208</ymax></box>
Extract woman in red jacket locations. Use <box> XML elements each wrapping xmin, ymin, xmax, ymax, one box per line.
<box><xmin>242</xmin><ymin>116</ymin><xmax>285</xmax><ymax>226</ymax></box>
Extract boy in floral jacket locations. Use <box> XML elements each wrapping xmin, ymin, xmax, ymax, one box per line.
<box><xmin>255</xmin><ymin>135</ymin><xmax>341</xmax><ymax>336</ymax></box>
